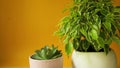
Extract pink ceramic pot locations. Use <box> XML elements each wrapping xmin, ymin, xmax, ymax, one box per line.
<box><xmin>29</xmin><ymin>56</ymin><xmax>63</xmax><ymax>68</ymax></box>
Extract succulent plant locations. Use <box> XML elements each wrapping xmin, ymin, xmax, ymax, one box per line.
<box><xmin>31</xmin><ymin>45</ymin><xmax>62</xmax><ymax>60</ymax></box>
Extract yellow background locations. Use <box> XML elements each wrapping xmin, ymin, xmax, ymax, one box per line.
<box><xmin>0</xmin><ymin>0</ymin><xmax>120</xmax><ymax>67</ymax></box>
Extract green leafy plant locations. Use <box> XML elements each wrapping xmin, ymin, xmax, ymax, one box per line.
<box><xmin>31</xmin><ymin>45</ymin><xmax>62</xmax><ymax>60</ymax></box>
<box><xmin>55</xmin><ymin>0</ymin><xmax>120</xmax><ymax>55</ymax></box>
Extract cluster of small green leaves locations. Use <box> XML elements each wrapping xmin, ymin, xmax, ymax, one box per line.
<box><xmin>56</xmin><ymin>0</ymin><xmax>120</xmax><ymax>55</ymax></box>
<box><xmin>31</xmin><ymin>45</ymin><xmax>62</xmax><ymax>60</ymax></box>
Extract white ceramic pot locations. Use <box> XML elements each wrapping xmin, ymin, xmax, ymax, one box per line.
<box><xmin>29</xmin><ymin>56</ymin><xmax>63</xmax><ymax>68</ymax></box>
<box><xmin>72</xmin><ymin>49</ymin><xmax>117</xmax><ymax>68</ymax></box>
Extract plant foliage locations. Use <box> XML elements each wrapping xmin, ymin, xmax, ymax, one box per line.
<box><xmin>31</xmin><ymin>45</ymin><xmax>62</xmax><ymax>60</ymax></box>
<box><xmin>55</xmin><ymin>0</ymin><xmax>120</xmax><ymax>55</ymax></box>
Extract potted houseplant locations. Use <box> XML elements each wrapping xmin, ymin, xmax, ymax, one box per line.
<box><xmin>55</xmin><ymin>0</ymin><xmax>120</xmax><ymax>68</ymax></box>
<box><xmin>29</xmin><ymin>45</ymin><xmax>63</xmax><ymax>68</ymax></box>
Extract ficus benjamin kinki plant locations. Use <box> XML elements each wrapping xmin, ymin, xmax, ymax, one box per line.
<box><xmin>31</xmin><ymin>45</ymin><xmax>62</xmax><ymax>60</ymax></box>
<box><xmin>55</xmin><ymin>0</ymin><xmax>120</xmax><ymax>55</ymax></box>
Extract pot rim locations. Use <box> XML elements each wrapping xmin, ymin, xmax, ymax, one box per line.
<box><xmin>74</xmin><ymin>48</ymin><xmax>114</xmax><ymax>54</ymax></box>
<box><xmin>29</xmin><ymin>55</ymin><xmax>63</xmax><ymax>62</ymax></box>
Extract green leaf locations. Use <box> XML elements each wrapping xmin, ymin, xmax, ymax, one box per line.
<box><xmin>94</xmin><ymin>9</ymin><xmax>100</xmax><ymax>14</ymax></box>
<box><xmin>55</xmin><ymin>30</ymin><xmax>64</xmax><ymax>38</ymax></box>
<box><xmin>103</xmin><ymin>21</ymin><xmax>111</xmax><ymax>32</ymax></box>
<box><xmin>112</xmin><ymin>36</ymin><xmax>120</xmax><ymax>45</ymax></box>
<box><xmin>92</xmin><ymin>25</ymin><xmax>98</xmax><ymax>31</ymax></box>
<box><xmin>60</xmin><ymin>16</ymin><xmax>70</xmax><ymax>25</ymax></box>
<box><xmin>82</xmin><ymin>40</ymin><xmax>90</xmax><ymax>52</ymax></box>
<box><xmin>31</xmin><ymin>54</ymin><xmax>42</xmax><ymax>60</ymax></box>
<box><xmin>114</xmin><ymin>6</ymin><xmax>120</xmax><ymax>12</ymax></box>
<box><xmin>63</xmin><ymin>35</ymin><xmax>70</xmax><ymax>44</ymax></box>
<box><xmin>98</xmin><ymin>19</ymin><xmax>101</xmax><ymax>29</ymax></box>
<box><xmin>39</xmin><ymin>49</ymin><xmax>47</xmax><ymax>59</ymax></box>
<box><xmin>65</xmin><ymin>42</ymin><xmax>73</xmax><ymax>55</ymax></box>
<box><xmin>101</xmin><ymin>9</ymin><xmax>108</xmax><ymax>16</ymax></box>
<box><xmin>70</xmin><ymin>25</ymin><xmax>79</xmax><ymax>38</ymax></box>
<box><xmin>105</xmin><ymin>38</ymin><xmax>112</xmax><ymax>45</ymax></box>
<box><xmin>48</xmin><ymin>45</ymin><xmax>57</xmax><ymax>59</ymax></box>
<box><xmin>104</xmin><ymin>44</ymin><xmax>109</xmax><ymax>55</ymax></box>
<box><xmin>93</xmin><ymin>15</ymin><xmax>99</xmax><ymax>22</ymax></box>
<box><xmin>117</xmin><ymin>23</ymin><xmax>120</xmax><ymax>30</ymax></box>
<box><xmin>72</xmin><ymin>39</ymin><xmax>79</xmax><ymax>50</ymax></box>
<box><xmin>90</xmin><ymin>29</ymin><xmax>98</xmax><ymax>40</ymax></box>
<box><xmin>52</xmin><ymin>50</ymin><xmax>62</xmax><ymax>59</ymax></box>
<box><xmin>80</xmin><ymin>28</ymin><xmax>87</xmax><ymax>38</ymax></box>
<box><xmin>64</xmin><ymin>23</ymin><xmax>71</xmax><ymax>34</ymax></box>
<box><xmin>74</xmin><ymin>0</ymin><xmax>81</xmax><ymax>4</ymax></box>
<box><xmin>97</xmin><ymin>37</ymin><xmax>104</xmax><ymax>48</ymax></box>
